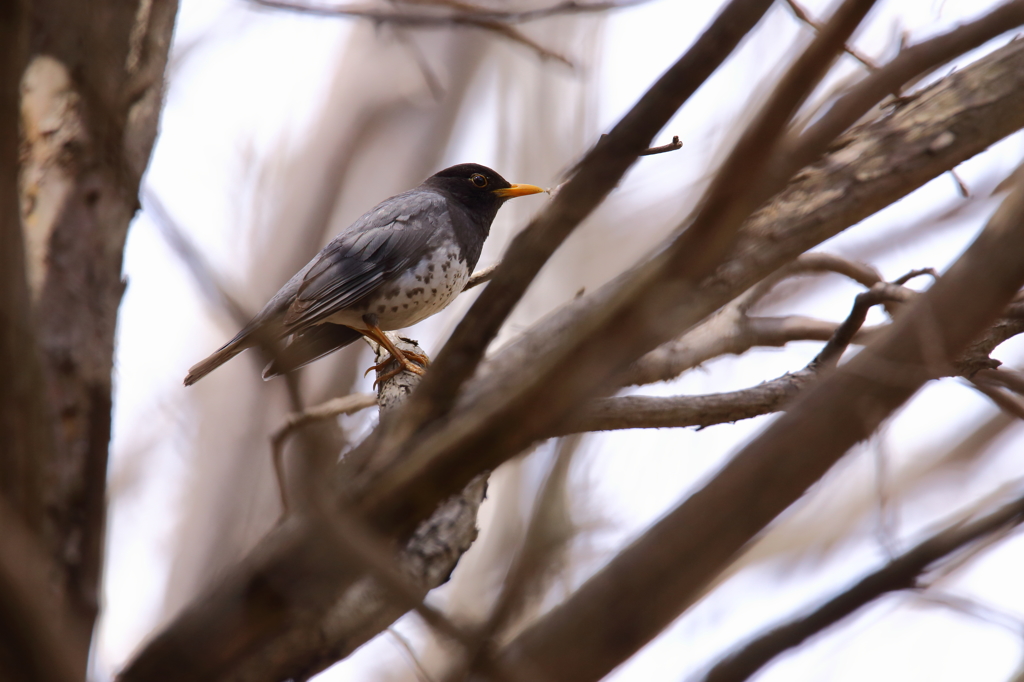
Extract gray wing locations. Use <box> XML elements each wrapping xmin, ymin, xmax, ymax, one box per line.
<box><xmin>282</xmin><ymin>190</ymin><xmax>447</xmax><ymax>330</ymax></box>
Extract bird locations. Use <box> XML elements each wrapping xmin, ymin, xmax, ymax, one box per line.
<box><xmin>183</xmin><ymin>163</ymin><xmax>544</xmax><ymax>387</ymax></box>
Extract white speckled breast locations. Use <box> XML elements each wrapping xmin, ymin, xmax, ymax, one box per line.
<box><xmin>326</xmin><ymin>244</ymin><xmax>470</xmax><ymax>331</ymax></box>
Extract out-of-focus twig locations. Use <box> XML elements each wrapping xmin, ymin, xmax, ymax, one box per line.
<box><xmin>143</xmin><ymin>188</ymin><xmax>253</xmax><ymax>329</ymax></box>
<box><xmin>452</xmin><ymin>436</ymin><xmax>582</xmax><ymax>681</ymax></box>
<box><xmin>248</xmin><ymin>0</ymin><xmax>648</xmax><ymax>66</ymax></box>
<box><xmin>250</xmin><ymin>0</ymin><xmax>647</xmax><ymax>24</ymax></box>
<box><xmin>270</xmin><ymin>393</ymin><xmax>377</xmax><ymax>512</ymax></box>
<box><xmin>388</xmin><ymin>627</ymin><xmax>437</xmax><ymax>682</ymax></box>
<box><xmin>968</xmin><ymin>376</ymin><xmax>1024</xmax><ymax>422</ymax></box>
<box><xmin>782</xmin><ymin>0</ymin><xmax>879</xmax><ymax>71</ymax></box>
<box><xmin>700</xmin><ymin>488</ymin><xmax>1024</xmax><ymax>682</ymax></box>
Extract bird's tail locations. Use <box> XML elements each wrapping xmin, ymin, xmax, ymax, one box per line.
<box><xmin>183</xmin><ymin>337</ymin><xmax>252</xmax><ymax>386</ymax></box>
<box><xmin>261</xmin><ymin>324</ymin><xmax>363</xmax><ymax>380</ymax></box>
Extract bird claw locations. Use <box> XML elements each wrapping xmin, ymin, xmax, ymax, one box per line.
<box><xmin>366</xmin><ymin>352</ymin><xmax>427</xmax><ymax>389</ymax></box>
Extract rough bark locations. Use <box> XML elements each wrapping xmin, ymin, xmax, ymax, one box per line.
<box><xmin>16</xmin><ymin>0</ymin><xmax>179</xmax><ymax>652</ymax></box>
<box><xmin>122</xmin><ymin>339</ymin><xmax>488</xmax><ymax>682</ymax></box>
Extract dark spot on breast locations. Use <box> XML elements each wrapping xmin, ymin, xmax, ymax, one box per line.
<box><xmin>441</xmin><ymin>261</ymin><xmax>450</xmax><ymax>272</ymax></box>
<box><xmin>385</xmin><ymin>288</ymin><xmax>399</xmax><ymax>300</ymax></box>
<box><xmin>427</xmin><ymin>263</ymin><xmax>435</xmax><ymax>272</ymax></box>
<box><xmin>425</xmin><ymin>274</ymin><xmax>433</xmax><ymax>284</ymax></box>
<box><xmin>415</xmin><ymin>275</ymin><xmax>423</xmax><ymax>282</ymax></box>
<box><xmin>431</xmin><ymin>288</ymin><xmax>437</xmax><ymax>295</ymax></box>
<box><xmin>406</xmin><ymin>287</ymin><xmax>424</xmax><ymax>298</ymax></box>
<box><xmin>403</xmin><ymin>304</ymin><xmax>409</xmax><ymax>309</ymax></box>
<box><xmin>392</xmin><ymin>306</ymin><xmax>398</xmax><ymax>313</ymax></box>
<box><xmin>377</xmin><ymin>305</ymin><xmax>386</xmax><ymax>313</ymax></box>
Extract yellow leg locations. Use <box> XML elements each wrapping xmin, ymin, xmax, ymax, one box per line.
<box><xmin>358</xmin><ymin>324</ymin><xmax>427</xmax><ymax>387</ymax></box>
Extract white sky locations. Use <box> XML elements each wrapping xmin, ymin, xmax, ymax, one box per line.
<box><xmin>97</xmin><ymin>1</ymin><xmax>1024</xmax><ymax>680</ymax></box>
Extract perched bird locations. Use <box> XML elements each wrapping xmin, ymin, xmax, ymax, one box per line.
<box><xmin>184</xmin><ymin>163</ymin><xmax>543</xmax><ymax>386</ymax></box>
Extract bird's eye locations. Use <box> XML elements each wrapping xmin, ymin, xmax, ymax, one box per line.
<box><xmin>470</xmin><ymin>173</ymin><xmax>488</xmax><ymax>188</ymax></box>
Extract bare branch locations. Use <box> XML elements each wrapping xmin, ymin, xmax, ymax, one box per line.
<box><xmin>122</xmin><ymin>339</ymin><xmax>490</xmax><ymax>682</ymax></box>
<box><xmin>488</xmin><ymin>140</ymin><xmax>1024</xmax><ymax>682</ymax></box>
<box><xmin>121</xmin><ymin>36</ymin><xmax>1024</xmax><ymax>682</ymax></box>
<box><xmin>381</xmin><ymin>0</ymin><xmax>779</xmax><ymax>444</ymax></box>
<box><xmin>699</xmin><ymin>489</ymin><xmax>1024</xmax><ymax>682</ymax></box>
<box><xmin>969</xmin><ymin>377</ymin><xmax>1024</xmax><ymax>422</ymax></box>
<box><xmin>624</xmin><ymin>252</ymin><xmax>890</xmax><ymax>387</ymax></box>
<box><xmin>251</xmin><ymin>0</ymin><xmax>647</xmax><ymax>25</ymax></box>
<box><xmin>247</xmin><ymin>0</ymin><xmax>648</xmax><ymax>66</ymax></box>
<box><xmin>563</xmin><ymin>283</ymin><xmax>1024</xmax><ymax>436</ymax></box>
<box><xmin>638</xmin><ymin>134</ymin><xmax>684</xmax><ymax>156</ymax></box>
<box><xmin>788</xmin><ymin>0</ymin><xmax>1024</xmax><ymax>169</ymax></box>
<box><xmin>359</xmin><ymin>0</ymin><xmax>882</xmax><ymax>552</ymax></box>
<box><xmin>0</xmin><ymin>500</ymin><xmax>87</xmax><ymax>682</ymax></box>
<box><xmin>464</xmin><ymin>264</ymin><xmax>498</xmax><ymax>292</ymax></box>
<box><xmin>270</xmin><ymin>393</ymin><xmax>377</xmax><ymax>511</ymax></box>
<box><xmin>810</xmin><ymin>282</ymin><xmax>912</xmax><ymax>370</ymax></box>
<box><xmin>782</xmin><ymin>0</ymin><xmax>879</xmax><ymax>71</ymax></box>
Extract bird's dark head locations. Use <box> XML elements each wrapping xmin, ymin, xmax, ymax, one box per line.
<box><xmin>423</xmin><ymin>163</ymin><xmax>544</xmax><ymax>220</ymax></box>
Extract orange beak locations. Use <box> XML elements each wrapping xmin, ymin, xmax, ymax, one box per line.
<box><xmin>493</xmin><ymin>183</ymin><xmax>545</xmax><ymax>199</ymax></box>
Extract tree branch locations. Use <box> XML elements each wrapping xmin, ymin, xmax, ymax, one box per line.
<box><xmin>782</xmin><ymin>0</ymin><xmax>879</xmax><ymax>71</ymax></box>
<box><xmin>373</xmin><ymin>33</ymin><xmax>1024</xmax><ymax>534</ymax></box>
<box><xmin>700</xmin><ymin>488</ymin><xmax>1024</xmax><ymax>682</ymax></box>
<box><xmin>487</xmin><ymin>135</ymin><xmax>1024</xmax><ymax>682</ymax></box>
<box><xmin>561</xmin><ymin>307</ymin><xmax>1024</xmax><ymax>436</ymax></box>
<box><xmin>119</xmin><ymin>34</ymin><xmax>1024</xmax><ymax>682</ymax></box>
<box><xmin>121</xmin><ymin>339</ymin><xmax>489</xmax><ymax>682</ymax></box>
<box><xmin>20</xmin><ymin>0</ymin><xmax>180</xmax><ymax>639</ymax></box>
<box><xmin>248</xmin><ymin>0</ymin><xmax>647</xmax><ymax>66</ymax></box>
<box><xmin>381</xmin><ymin>0</ymin><xmax>779</xmax><ymax>444</ymax></box>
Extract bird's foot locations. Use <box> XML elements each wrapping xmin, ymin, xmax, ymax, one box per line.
<box><xmin>365</xmin><ymin>352</ymin><xmax>427</xmax><ymax>388</ymax></box>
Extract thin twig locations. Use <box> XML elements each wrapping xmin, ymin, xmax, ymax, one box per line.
<box><xmin>891</xmin><ymin>267</ymin><xmax>938</xmax><ymax>286</ymax></box>
<box><xmin>248</xmin><ymin>0</ymin><xmax>646</xmax><ymax>66</ymax></box>
<box><xmin>950</xmin><ymin>168</ymin><xmax>971</xmax><ymax>197</ymax></box>
<box><xmin>700</xmin><ymin>488</ymin><xmax>1024</xmax><ymax>682</ymax></box>
<box><xmin>968</xmin><ymin>378</ymin><xmax>1024</xmax><ymax>421</ymax></box>
<box><xmin>251</xmin><ymin>0</ymin><xmax>647</xmax><ymax>24</ymax></box>
<box><xmin>638</xmin><ymin>134</ymin><xmax>683</xmax><ymax>156</ymax></box>
<box><xmin>459</xmin><ymin>436</ymin><xmax>582</xmax><ymax>679</ymax></box>
<box><xmin>782</xmin><ymin>0</ymin><xmax>879</xmax><ymax>71</ymax></box>
<box><xmin>464</xmin><ymin>263</ymin><xmax>497</xmax><ymax>291</ymax></box>
<box><xmin>143</xmin><ymin>188</ymin><xmax>252</xmax><ymax>329</ymax></box>
<box><xmin>270</xmin><ymin>393</ymin><xmax>377</xmax><ymax>512</ymax></box>
<box><xmin>388</xmin><ymin>627</ymin><xmax>437</xmax><ymax>682</ymax></box>
<box><xmin>811</xmin><ymin>282</ymin><xmax>913</xmax><ymax>369</ymax></box>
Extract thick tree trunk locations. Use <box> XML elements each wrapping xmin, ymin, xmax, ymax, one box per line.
<box><xmin>0</xmin><ymin>0</ymin><xmax>179</xmax><ymax>675</ymax></box>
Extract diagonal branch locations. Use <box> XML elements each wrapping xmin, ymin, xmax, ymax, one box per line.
<box><xmin>782</xmin><ymin>0</ymin><xmax>879</xmax><ymax>71</ymax></box>
<box><xmin>119</xmin><ymin>38</ymin><xmax>1024</xmax><ymax>682</ymax></box>
<box><xmin>700</xmin><ymin>488</ymin><xmax>1024</xmax><ymax>682</ymax></box>
<box><xmin>381</xmin><ymin>0</ymin><xmax>779</xmax><ymax>444</ymax></box>
<box><xmin>354</xmin><ymin>34</ymin><xmax>1024</xmax><ymax>545</ymax></box>
<box><xmin>488</xmin><ymin>139</ymin><xmax>1024</xmax><ymax>682</ymax></box>
<box><xmin>359</xmin><ymin>0</ymin><xmax>882</xmax><ymax>539</ymax></box>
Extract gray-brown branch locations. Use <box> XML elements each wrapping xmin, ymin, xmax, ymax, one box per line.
<box><xmin>700</xmin><ymin>488</ymin><xmax>1024</xmax><ymax>682</ymax></box>
<box><xmin>118</xmin><ymin>34</ymin><xmax>1024</xmax><ymax>682</ymax></box>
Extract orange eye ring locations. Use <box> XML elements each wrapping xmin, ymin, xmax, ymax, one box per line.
<box><xmin>471</xmin><ymin>173</ymin><xmax>488</xmax><ymax>188</ymax></box>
